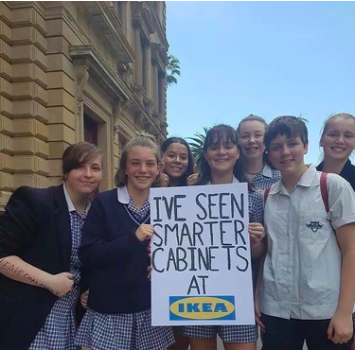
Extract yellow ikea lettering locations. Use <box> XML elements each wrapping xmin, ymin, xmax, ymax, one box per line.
<box><xmin>170</xmin><ymin>296</ymin><xmax>235</xmax><ymax>320</ymax></box>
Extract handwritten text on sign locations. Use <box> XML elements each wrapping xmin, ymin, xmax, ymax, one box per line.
<box><xmin>150</xmin><ymin>183</ymin><xmax>255</xmax><ymax>326</ymax></box>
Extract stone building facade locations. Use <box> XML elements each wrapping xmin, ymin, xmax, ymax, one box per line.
<box><xmin>0</xmin><ymin>1</ymin><xmax>168</xmax><ymax>209</ymax></box>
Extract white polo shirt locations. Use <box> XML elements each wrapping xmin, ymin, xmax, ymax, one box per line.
<box><xmin>260</xmin><ymin>164</ymin><xmax>355</xmax><ymax>320</ymax></box>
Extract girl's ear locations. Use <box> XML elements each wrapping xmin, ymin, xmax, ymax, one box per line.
<box><xmin>304</xmin><ymin>143</ymin><xmax>309</xmax><ymax>155</ymax></box>
<box><xmin>319</xmin><ymin>137</ymin><xmax>323</xmax><ymax>148</ymax></box>
<box><xmin>156</xmin><ymin>162</ymin><xmax>161</xmax><ymax>177</ymax></box>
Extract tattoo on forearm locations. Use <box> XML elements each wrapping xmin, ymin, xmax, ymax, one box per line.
<box><xmin>0</xmin><ymin>259</ymin><xmax>60</xmax><ymax>296</ymax></box>
<box><xmin>0</xmin><ymin>261</ymin><xmax>24</xmax><ymax>276</ymax></box>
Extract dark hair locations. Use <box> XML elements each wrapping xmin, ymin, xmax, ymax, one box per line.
<box><xmin>115</xmin><ymin>132</ymin><xmax>161</xmax><ymax>187</ymax></box>
<box><xmin>197</xmin><ymin>124</ymin><xmax>247</xmax><ymax>185</ymax></box>
<box><xmin>264</xmin><ymin>116</ymin><xmax>308</xmax><ymax>150</ymax></box>
<box><xmin>62</xmin><ymin>142</ymin><xmax>103</xmax><ymax>180</ymax></box>
<box><xmin>161</xmin><ymin>137</ymin><xmax>194</xmax><ymax>186</ymax></box>
<box><xmin>320</xmin><ymin>113</ymin><xmax>355</xmax><ymax>140</ymax></box>
<box><xmin>236</xmin><ymin>114</ymin><xmax>276</xmax><ymax>169</ymax></box>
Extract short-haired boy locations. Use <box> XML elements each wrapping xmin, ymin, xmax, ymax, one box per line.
<box><xmin>258</xmin><ymin>116</ymin><xmax>355</xmax><ymax>350</ymax></box>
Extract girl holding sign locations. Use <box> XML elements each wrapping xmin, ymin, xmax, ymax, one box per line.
<box><xmin>180</xmin><ymin>124</ymin><xmax>265</xmax><ymax>350</ymax></box>
<box><xmin>237</xmin><ymin>114</ymin><xmax>281</xmax><ymax>192</ymax></box>
<box><xmin>75</xmin><ymin>133</ymin><xmax>174</xmax><ymax>350</ymax></box>
<box><xmin>160</xmin><ymin>137</ymin><xmax>195</xmax><ymax>350</ymax></box>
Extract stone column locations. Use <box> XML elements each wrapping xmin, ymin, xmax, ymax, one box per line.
<box><xmin>134</xmin><ymin>27</ymin><xmax>142</xmax><ymax>86</ymax></box>
<box><xmin>74</xmin><ymin>65</ymin><xmax>90</xmax><ymax>142</ymax></box>
<box><xmin>121</xmin><ymin>2</ymin><xmax>127</xmax><ymax>35</ymax></box>
<box><xmin>143</xmin><ymin>43</ymin><xmax>152</xmax><ymax>99</ymax></box>
<box><xmin>159</xmin><ymin>74</ymin><xmax>166</xmax><ymax>115</ymax></box>
<box><xmin>152</xmin><ymin>63</ymin><xmax>159</xmax><ymax>113</ymax></box>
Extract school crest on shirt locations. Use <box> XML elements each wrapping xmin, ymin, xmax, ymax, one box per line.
<box><xmin>306</xmin><ymin>221</ymin><xmax>324</xmax><ymax>233</ymax></box>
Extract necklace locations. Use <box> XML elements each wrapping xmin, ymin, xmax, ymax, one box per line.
<box><xmin>246</xmin><ymin>170</ymin><xmax>261</xmax><ymax>175</ymax></box>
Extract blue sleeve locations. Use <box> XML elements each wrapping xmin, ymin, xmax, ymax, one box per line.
<box><xmin>79</xmin><ymin>196</ymin><xmax>143</xmax><ymax>269</ymax></box>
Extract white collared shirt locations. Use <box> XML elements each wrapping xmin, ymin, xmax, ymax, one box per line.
<box><xmin>117</xmin><ymin>186</ymin><xmax>150</xmax><ymax>224</ymax></box>
<box><xmin>117</xmin><ymin>185</ymin><xmax>130</xmax><ymax>204</ymax></box>
<box><xmin>63</xmin><ymin>183</ymin><xmax>91</xmax><ymax>213</ymax></box>
<box><xmin>207</xmin><ymin>176</ymin><xmax>240</xmax><ymax>185</ymax></box>
<box><xmin>260</xmin><ymin>164</ymin><xmax>355</xmax><ymax>320</ymax></box>
<box><xmin>261</xmin><ymin>163</ymin><xmax>273</xmax><ymax>178</ymax></box>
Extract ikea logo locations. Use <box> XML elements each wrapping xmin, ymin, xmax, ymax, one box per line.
<box><xmin>169</xmin><ymin>296</ymin><xmax>236</xmax><ymax>321</ymax></box>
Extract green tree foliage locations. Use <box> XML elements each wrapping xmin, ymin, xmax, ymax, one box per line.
<box><xmin>167</xmin><ymin>53</ymin><xmax>181</xmax><ymax>86</ymax></box>
<box><xmin>187</xmin><ymin>127</ymin><xmax>210</xmax><ymax>171</ymax></box>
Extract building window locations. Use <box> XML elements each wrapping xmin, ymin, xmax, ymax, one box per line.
<box><xmin>84</xmin><ymin>114</ymin><xmax>98</xmax><ymax>145</ymax></box>
<box><xmin>115</xmin><ymin>2</ymin><xmax>123</xmax><ymax>26</ymax></box>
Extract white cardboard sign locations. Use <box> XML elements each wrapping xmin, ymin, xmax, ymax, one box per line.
<box><xmin>150</xmin><ymin>183</ymin><xmax>255</xmax><ymax>326</ymax></box>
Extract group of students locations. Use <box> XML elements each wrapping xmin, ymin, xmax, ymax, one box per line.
<box><xmin>0</xmin><ymin>113</ymin><xmax>354</xmax><ymax>350</ymax></box>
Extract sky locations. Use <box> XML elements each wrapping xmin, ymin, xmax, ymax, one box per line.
<box><xmin>165</xmin><ymin>1</ymin><xmax>355</xmax><ymax>164</ymax></box>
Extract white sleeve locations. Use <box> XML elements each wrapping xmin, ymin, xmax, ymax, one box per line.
<box><xmin>327</xmin><ymin>173</ymin><xmax>355</xmax><ymax>230</ymax></box>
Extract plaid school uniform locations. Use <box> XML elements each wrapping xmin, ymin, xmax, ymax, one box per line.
<box><xmin>178</xmin><ymin>190</ymin><xmax>262</xmax><ymax>344</ymax></box>
<box><xmin>75</xmin><ymin>197</ymin><xmax>174</xmax><ymax>350</ymax></box>
<box><xmin>76</xmin><ymin>308</ymin><xmax>174</xmax><ymax>350</ymax></box>
<box><xmin>29</xmin><ymin>210</ymin><xmax>86</xmax><ymax>350</ymax></box>
<box><xmin>246</xmin><ymin>163</ymin><xmax>281</xmax><ymax>193</ymax></box>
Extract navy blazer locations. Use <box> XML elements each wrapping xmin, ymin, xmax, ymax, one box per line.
<box><xmin>79</xmin><ymin>188</ymin><xmax>151</xmax><ymax>314</ymax></box>
<box><xmin>0</xmin><ymin>184</ymin><xmax>73</xmax><ymax>350</ymax></box>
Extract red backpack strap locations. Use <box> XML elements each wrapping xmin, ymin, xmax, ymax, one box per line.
<box><xmin>264</xmin><ymin>187</ymin><xmax>271</xmax><ymax>205</ymax></box>
<box><xmin>320</xmin><ymin>172</ymin><xmax>329</xmax><ymax>212</ymax></box>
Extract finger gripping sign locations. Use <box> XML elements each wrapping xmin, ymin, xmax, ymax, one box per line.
<box><xmin>150</xmin><ymin>183</ymin><xmax>255</xmax><ymax>326</ymax></box>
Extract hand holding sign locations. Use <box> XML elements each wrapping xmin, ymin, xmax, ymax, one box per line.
<box><xmin>248</xmin><ymin>223</ymin><xmax>265</xmax><ymax>246</ymax></box>
<box><xmin>159</xmin><ymin>162</ymin><xmax>171</xmax><ymax>187</ymax></box>
<box><xmin>160</xmin><ymin>173</ymin><xmax>170</xmax><ymax>187</ymax></box>
<box><xmin>136</xmin><ymin>224</ymin><xmax>154</xmax><ymax>242</ymax></box>
<box><xmin>186</xmin><ymin>173</ymin><xmax>198</xmax><ymax>186</ymax></box>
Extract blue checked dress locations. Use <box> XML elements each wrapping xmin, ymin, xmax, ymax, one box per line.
<box><xmin>247</xmin><ymin>167</ymin><xmax>280</xmax><ymax>287</ymax></box>
<box><xmin>29</xmin><ymin>210</ymin><xmax>86</xmax><ymax>350</ymax></box>
<box><xmin>178</xmin><ymin>190</ymin><xmax>264</xmax><ymax>344</ymax></box>
<box><xmin>75</xmin><ymin>198</ymin><xmax>174</xmax><ymax>350</ymax></box>
<box><xmin>246</xmin><ymin>166</ymin><xmax>281</xmax><ymax>193</ymax></box>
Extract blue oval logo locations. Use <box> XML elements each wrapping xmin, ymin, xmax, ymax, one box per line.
<box><xmin>169</xmin><ymin>296</ymin><xmax>236</xmax><ymax>321</ymax></box>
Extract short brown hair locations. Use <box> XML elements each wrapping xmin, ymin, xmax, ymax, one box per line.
<box><xmin>62</xmin><ymin>142</ymin><xmax>103</xmax><ymax>180</ymax></box>
<box><xmin>115</xmin><ymin>132</ymin><xmax>161</xmax><ymax>187</ymax></box>
<box><xmin>264</xmin><ymin>116</ymin><xmax>308</xmax><ymax>150</ymax></box>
